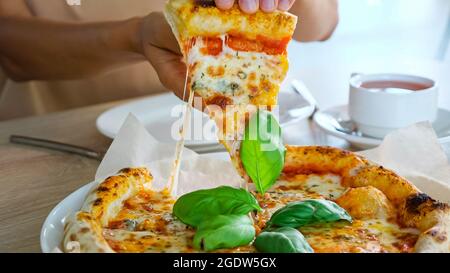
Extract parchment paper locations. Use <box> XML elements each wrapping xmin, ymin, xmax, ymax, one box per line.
<box><xmin>95</xmin><ymin>114</ymin><xmax>243</xmax><ymax>196</ymax></box>
<box><xmin>95</xmin><ymin>115</ymin><xmax>450</xmax><ymax>202</ymax></box>
<box><xmin>360</xmin><ymin>122</ymin><xmax>450</xmax><ymax>202</ymax></box>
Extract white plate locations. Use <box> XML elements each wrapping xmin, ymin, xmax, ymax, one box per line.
<box><xmin>314</xmin><ymin>105</ymin><xmax>450</xmax><ymax>149</ymax></box>
<box><xmin>97</xmin><ymin>93</ymin><xmax>219</xmax><ymax>148</ymax></box>
<box><xmin>40</xmin><ymin>183</ymin><xmax>93</xmax><ymax>253</ymax></box>
<box><xmin>96</xmin><ymin>92</ymin><xmax>314</xmax><ymax>148</ymax></box>
<box><xmin>40</xmin><ymin>152</ymin><xmax>230</xmax><ymax>253</ymax></box>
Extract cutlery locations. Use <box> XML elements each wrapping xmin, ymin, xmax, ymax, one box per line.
<box><xmin>292</xmin><ymin>79</ymin><xmax>360</xmax><ymax>135</ymax></box>
<box><xmin>329</xmin><ymin>118</ymin><xmax>361</xmax><ymax>136</ymax></box>
<box><xmin>10</xmin><ymin>135</ymin><xmax>105</xmax><ymax>161</ymax></box>
<box><xmin>291</xmin><ymin>79</ymin><xmax>318</xmax><ymax>119</ymax></box>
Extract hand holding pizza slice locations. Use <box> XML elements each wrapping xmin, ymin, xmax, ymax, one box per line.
<box><xmin>164</xmin><ymin>0</ymin><xmax>297</xmax><ymax>180</ymax></box>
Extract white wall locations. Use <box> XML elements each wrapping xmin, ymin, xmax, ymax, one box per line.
<box><xmin>290</xmin><ymin>0</ymin><xmax>450</xmax><ymax>68</ymax></box>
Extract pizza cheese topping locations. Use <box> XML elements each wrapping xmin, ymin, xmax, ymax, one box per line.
<box><xmin>100</xmin><ymin>171</ymin><xmax>422</xmax><ymax>253</ymax></box>
<box><xmin>300</xmin><ymin>220</ymin><xmax>420</xmax><ymax>253</ymax></box>
<box><xmin>187</xmin><ymin>35</ymin><xmax>288</xmax><ymax>108</ymax></box>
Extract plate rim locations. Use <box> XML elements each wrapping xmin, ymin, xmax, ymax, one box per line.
<box><xmin>96</xmin><ymin>92</ymin><xmax>315</xmax><ymax>146</ymax></box>
<box><xmin>97</xmin><ymin>93</ymin><xmax>173</xmax><ymax>139</ymax></box>
<box><xmin>96</xmin><ymin>93</ymin><xmax>220</xmax><ymax>147</ymax></box>
<box><xmin>40</xmin><ymin>182</ymin><xmax>95</xmax><ymax>253</ymax></box>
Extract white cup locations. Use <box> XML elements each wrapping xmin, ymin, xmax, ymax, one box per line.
<box><xmin>349</xmin><ymin>73</ymin><xmax>439</xmax><ymax>139</ymax></box>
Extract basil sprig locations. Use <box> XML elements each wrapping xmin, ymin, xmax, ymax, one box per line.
<box><xmin>267</xmin><ymin>199</ymin><xmax>352</xmax><ymax>228</ymax></box>
<box><xmin>173</xmin><ymin>186</ymin><xmax>261</xmax><ymax>227</ymax></box>
<box><xmin>193</xmin><ymin>215</ymin><xmax>255</xmax><ymax>252</ymax></box>
<box><xmin>254</xmin><ymin>200</ymin><xmax>351</xmax><ymax>253</ymax></box>
<box><xmin>240</xmin><ymin>110</ymin><xmax>286</xmax><ymax>194</ymax></box>
<box><xmin>254</xmin><ymin>227</ymin><xmax>313</xmax><ymax>253</ymax></box>
<box><xmin>173</xmin><ymin>186</ymin><xmax>259</xmax><ymax>251</ymax></box>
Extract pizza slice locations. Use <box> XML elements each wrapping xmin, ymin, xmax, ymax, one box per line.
<box><xmin>164</xmin><ymin>0</ymin><xmax>297</xmax><ymax>178</ymax></box>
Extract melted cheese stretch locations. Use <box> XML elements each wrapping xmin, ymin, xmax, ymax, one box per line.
<box><xmin>105</xmin><ymin>174</ymin><xmax>421</xmax><ymax>253</ymax></box>
<box><xmin>186</xmin><ymin>36</ymin><xmax>289</xmax><ymax>171</ymax></box>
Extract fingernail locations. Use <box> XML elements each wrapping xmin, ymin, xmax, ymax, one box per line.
<box><xmin>240</xmin><ymin>0</ymin><xmax>259</xmax><ymax>13</ymax></box>
<box><xmin>278</xmin><ymin>0</ymin><xmax>293</xmax><ymax>11</ymax></box>
<box><xmin>215</xmin><ymin>0</ymin><xmax>235</xmax><ymax>9</ymax></box>
<box><xmin>261</xmin><ymin>0</ymin><xmax>277</xmax><ymax>12</ymax></box>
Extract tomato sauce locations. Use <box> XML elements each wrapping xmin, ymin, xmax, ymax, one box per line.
<box><xmin>200</xmin><ymin>37</ymin><xmax>223</xmax><ymax>56</ymax></box>
<box><xmin>191</xmin><ymin>35</ymin><xmax>290</xmax><ymax>56</ymax></box>
<box><xmin>226</xmin><ymin>35</ymin><xmax>290</xmax><ymax>55</ymax></box>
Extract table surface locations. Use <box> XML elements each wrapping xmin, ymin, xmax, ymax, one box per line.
<box><xmin>1</xmin><ymin>58</ymin><xmax>449</xmax><ymax>253</ymax></box>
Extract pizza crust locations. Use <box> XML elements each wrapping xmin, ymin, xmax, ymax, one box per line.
<box><xmin>336</xmin><ymin>186</ymin><xmax>395</xmax><ymax>220</ymax></box>
<box><xmin>165</xmin><ymin>0</ymin><xmax>297</xmax><ymax>54</ymax></box>
<box><xmin>414</xmin><ymin>214</ymin><xmax>450</xmax><ymax>253</ymax></box>
<box><xmin>284</xmin><ymin>146</ymin><xmax>369</xmax><ymax>181</ymax></box>
<box><xmin>63</xmin><ymin>212</ymin><xmax>114</xmax><ymax>253</ymax></box>
<box><xmin>62</xmin><ymin>168</ymin><xmax>152</xmax><ymax>253</ymax></box>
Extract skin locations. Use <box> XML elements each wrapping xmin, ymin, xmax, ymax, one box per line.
<box><xmin>0</xmin><ymin>0</ymin><xmax>338</xmax><ymax>99</ymax></box>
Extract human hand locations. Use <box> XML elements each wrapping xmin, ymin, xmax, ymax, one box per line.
<box><xmin>138</xmin><ymin>12</ymin><xmax>187</xmax><ymax>99</ymax></box>
<box><xmin>138</xmin><ymin>0</ymin><xmax>298</xmax><ymax>100</ymax></box>
<box><xmin>215</xmin><ymin>0</ymin><xmax>295</xmax><ymax>13</ymax></box>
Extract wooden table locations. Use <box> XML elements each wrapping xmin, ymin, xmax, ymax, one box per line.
<box><xmin>0</xmin><ymin>101</ymin><xmax>116</xmax><ymax>253</ymax></box>
<box><xmin>0</xmin><ymin>95</ymin><xmax>351</xmax><ymax>253</ymax></box>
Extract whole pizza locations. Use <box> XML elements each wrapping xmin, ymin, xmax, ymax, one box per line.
<box><xmin>63</xmin><ymin>146</ymin><xmax>450</xmax><ymax>253</ymax></box>
<box><xmin>63</xmin><ymin>0</ymin><xmax>450</xmax><ymax>253</ymax></box>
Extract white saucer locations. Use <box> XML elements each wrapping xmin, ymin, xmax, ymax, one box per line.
<box><xmin>314</xmin><ymin>105</ymin><xmax>450</xmax><ymax>149</ymax></box>
<box><xmin>96</xmin><ymin>92</ymin><xmax>314</xmax><ymax>150</ymax></box>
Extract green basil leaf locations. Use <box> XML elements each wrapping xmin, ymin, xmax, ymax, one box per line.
<box><xmin>193</xmin><ymin>215</ymin><xmax>256</xmax><ymax>252</ymax></box>
<box><xmin>254</xmin><ymin>227</ymin><xmax>314</xmax><ymax>253</ymax></box>
<box><xmin>267</xmin><ymin>199</ymin><xmax>352</xmax><ymax>228</ymax></box>
<box><xmin>240</xmin><ymin>110</ymin><xmax>286</xmax><ymax>194</ymax></box>
<box><xmin>173</xmin><ymin>186</ymin><xmax>261</xmax><ymax>227</ymax></box>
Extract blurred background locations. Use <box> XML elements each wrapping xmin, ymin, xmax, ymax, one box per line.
<box><xmin>288</xmin><ymin>0</ymin><xmax>450</xmax><ymax>109</ymax></box>
<box><xmin>300</xmin><ymin>0</ymin><xmax>450</xmax><ymax>61</ymax></box>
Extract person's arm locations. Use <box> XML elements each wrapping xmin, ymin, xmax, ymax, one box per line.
<box><xmin>290</xmin><ymin>0</ymin><xmax>339</xmax><ymax>41</ymax></box>
<box><xmin>0</xmin><ymin>0</ymin><xmax>147</xmax><ymax>82</ymax></box>
<box><xmin>215</xmin><ymin>0</ymin><xmax>339</xmax><ymax>42</ymax></box>
<box><xmin>0</xmin><ymin>1</ymin><xmax>187</xmax><ymax>96</ymax></box>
